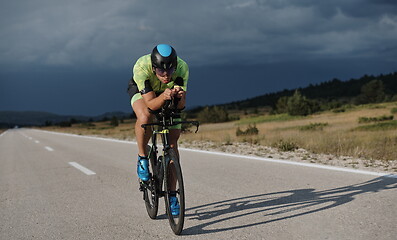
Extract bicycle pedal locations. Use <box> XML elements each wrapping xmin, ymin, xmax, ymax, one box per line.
<box><xmin>139</xmin><ymin>183</ymin><xmax>144</xmax><ymax>192</ymax></box>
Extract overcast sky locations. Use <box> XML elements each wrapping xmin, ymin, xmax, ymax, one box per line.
<box><xmin>1</xmin><ymin>0</ymin><xmax>396</xmax><ymax>115</ymax></box>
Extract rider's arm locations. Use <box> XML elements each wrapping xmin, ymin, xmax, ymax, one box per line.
<box><xmin>173</xmin><ymin>63</ymin><xmax>188</xmax><ymax>110</ymax></box>
<box><xmin>176</xmin><ymin>94</ymin><xmax>186</xmax><ymax>110</ymax></box>
<box><xmin>141</xmin><ymin>89</ymin><xmax>174</xmax><ymax>111</ymax></box>
<box><xmin>174</xmin><ymin>87</ymin><xmax>186</xmax><ymax>110</ymax></box>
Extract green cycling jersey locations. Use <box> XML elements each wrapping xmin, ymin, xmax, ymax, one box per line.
<box><xmin>133</xmin><ymin>54</ymin><xmax>189</xmax><ymax>96</ymax></box>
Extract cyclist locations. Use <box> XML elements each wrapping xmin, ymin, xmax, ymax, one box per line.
<box><xmin>127</xmin><ymin>44</ymin><xmax>189</xmax><ymax>215</ymax></box>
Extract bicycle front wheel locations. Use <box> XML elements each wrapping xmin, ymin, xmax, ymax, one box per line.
<box><xmin>143</xmin><ymin>145</ymin><xmax>159</xmax><ymax>219</ymax></box>
<box><xmin>163</xmin><ymin>149</ymin><xmax>185</xmax><ymax>235</ymax></box>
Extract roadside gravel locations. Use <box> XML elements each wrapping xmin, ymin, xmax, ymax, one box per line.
<box><xmin>179</xmin><ymin>140</ymin><xmax>397</xmax><ymax>174</ymax></box>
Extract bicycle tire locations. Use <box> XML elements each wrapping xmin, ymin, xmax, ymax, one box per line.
<box><xmin>163</xmin><ymin>149</ymin><xmax>185</xmax><ymax>235</ymax></box>
<box><xmin>143</xmin><ymin>145</ymin><xmax>159</xmax><ymax>219</ymax></box>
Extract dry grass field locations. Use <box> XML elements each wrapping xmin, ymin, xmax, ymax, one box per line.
<box><xmin>183</xmin><ymin>102</ymin><xmax>397</xmax><ymax>161</ymax></box>
<box><xmin>35</xmin><ymin>101</ymin><xmax>397</xmax><ymax>172</ymax></box>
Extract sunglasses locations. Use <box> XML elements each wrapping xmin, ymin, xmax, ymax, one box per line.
<box><xmin>154</xmin><ymin>67</ymin><xmax>175</xmax><ymax>77</ymax></box>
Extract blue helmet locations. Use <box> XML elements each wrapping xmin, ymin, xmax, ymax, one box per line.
<box><xmin>151</xmin><ymin>44</ymin><xmax>177</xmax><ymax>70</ymax></box>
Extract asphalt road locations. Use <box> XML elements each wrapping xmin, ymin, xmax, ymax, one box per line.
<box><xmin>1</xmin><ymin>128</ymin><xmax>396</xmax><ymax>240</ymax></box>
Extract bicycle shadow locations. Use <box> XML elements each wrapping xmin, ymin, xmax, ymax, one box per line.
<box><xmin>183</xmin><ymin>176</ymin><xmax>397</xmax><ymax>235</ymax></box>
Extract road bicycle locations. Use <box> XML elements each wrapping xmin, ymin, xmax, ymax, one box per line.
<box><xmin>139</xmin><ymin>100</ymin><xmax>199</xmax><ymax>235</ymax></box>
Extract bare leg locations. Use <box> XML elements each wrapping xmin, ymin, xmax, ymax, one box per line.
<box><xmin>132</xmin><ymin>99</ymin><xmax>153</xmax><ymax>156</ymax></box>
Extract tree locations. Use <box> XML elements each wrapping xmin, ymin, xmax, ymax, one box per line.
<box><xmin>59</xmin><ymin>121</ymin><xmax>72</xmax><ymax>127</ymax></box>
<box><xmin>286</xmin><ymin>90</ymin><xmax>320</xmax><ymax>116</ymax></box>
<box><xmin>110</xmin><ymin>116</ymin><xmax>119</xmax><ymax>127</ymax></box>
<box><xmin>276</xmin><ymin>96</ymin><xmax>289</xmax><ymax>114</ymax></box>
<box><xmin>356</xmin><ymin>79</ymin><xmax>385</xmax><ymax>104</ymax></box>
<box><xmin>70</xmin><ymin>118</ymin><xmax>79</xmax><ymax>124</ymax></box>
<box><xmin>197</xmin><ymin>106</ymin><xmax>229</xmax><ymax>123</ymax></box>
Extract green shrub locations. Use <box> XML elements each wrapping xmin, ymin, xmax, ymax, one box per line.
<box><xmin>358</xmin><ymin>115</ymin><xmax>393</xmax><ymax>123</ymax></box>
<box><xmin>354</xmin><ymin>120</ymin><xmax>397</xmax><ymax>131</ymax></box>
<box><xmin>273</xmin><ymin>139</ymin><xmax>299</xmax><ymax>152</ymax></box>
<box><xmin>197</xmin><ymin>106</ymin><xmax>229</xmax><ymax>123</ymax></box>
<box><xmin>332</xmin><ymin>108</ymin><xmax>345</xmax><ymax>113</ymax></box>
<box><xmin>299</xmin><ymin>122</ymin><xmax>329</xmax><ymax>131</ymax></box>
<box><xmin>391</xmin><ymin>108</ymin><xmax>397</xmax><ymax>114</ymax></box>
<box><xmin>238</xmin><ymin>114</ymin><xmax>302</xmax><ymax>125</ymax></box>
<box><xmin>321</xmin><ymin>101</ymin><xmax>343</xmax><ymax>111</ymax></box>
<box><xmin>236</xmin><ymin>124</ymin><xmax>259</xmax><ymax>136</ymax></box>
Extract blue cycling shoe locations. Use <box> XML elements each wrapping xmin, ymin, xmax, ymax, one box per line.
<box><xmin>137</xmin><ymin>156</ymin><xmax>150</xmax><ymax>181</ymax></box>
<box><xmin>169</xmin><ymin>196</ymin><xmax>180</xmax><ymax>216</ymax></box>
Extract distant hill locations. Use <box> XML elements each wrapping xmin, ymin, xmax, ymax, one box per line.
<box><xmin>3</xmin><ymin>72</ymin><xmax>396</xmax><ymax>127</ymax></box>
<box><xmin>188</xmin><ymin>72</ymin><xmax>397</xmax><ymax>113</ymax></box>
<box><xmin>94</xmin><ymin>111</ymin><xmax>132</xmax><ymax>121</ymax></box>
<box><xmin>0</xmin><ymin>111</ymin><xmax>131</xmax><ymax>128</ymax></box>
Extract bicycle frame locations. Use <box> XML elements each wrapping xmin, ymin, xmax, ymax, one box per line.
<box><xmin>139</xmin><ymin>102</ymin><xmax>199</xmax><ymax>234</ymax></box>
<box><xmin>142</xmin><ymin>112</ymin><xmax>199</xmax><ymax>196</ymax></box>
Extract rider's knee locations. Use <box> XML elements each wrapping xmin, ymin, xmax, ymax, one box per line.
<box><xmin>134</xmin><ymin>106</ymin><xmax>152</xmax><ymax>123</ymax></box>
<box><xmin>137</xmin><ymin>112</ymin><xmax>151</xmax><ymax>123</ymax></box>
<box><xmin>170</xmin><ymin>142</ymin><xmax>178</xmax><ymax>149</ymax></box>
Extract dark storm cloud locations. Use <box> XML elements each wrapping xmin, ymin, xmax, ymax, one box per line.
<box><xmin>0</xmin><ymin>0</ymin><xmax>396</xmax><ymax>115</ymax></box>
<box><xmin>0</xmin><ymin>0</ymin><xmax>146</xmax><ymax>68</ymax></box>
<box><xmin>1</xmin><ymin>0</ymin><xmax>396</xmax><ymax>68</ymax></box>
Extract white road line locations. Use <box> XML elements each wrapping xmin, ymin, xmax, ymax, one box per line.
<box><xmin>35</xmin><ymin>140</ymin><xmax>40</xmax><ymax>143</ymax></box>
<box><xmin>182</xmin><ymin>148</ymin><xmax>397</xmax><ymax>179</ymax></box>
<box><xmin>32</xmin><ymin>129</ymin><xmax>134</xmax><ymax>144</ymax></box>
<box><xmin>0</xmin><ymin>130</ymin><xmax>8</xmax><ymax>137</ymax></box>
<box><xmin>45</xmin><ymin>146</ymin><xmax>54</xmax><ymax>152</ymax></box>
<box><xmin>31</xmin><ymin>129</ymin><xmax>397</xmax><ymax>178</ymax></box>
<box><xmin>68</xmin><ymin>162</ymin><xmax>96</xmax><ymax>175</ymax></box>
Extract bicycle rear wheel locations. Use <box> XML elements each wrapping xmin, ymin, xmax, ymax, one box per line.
<box><xmin>143</xmin><ymin>145</ymin><xmax>159</xmax><ymax>219</ymax></box>
<box><xmin>164</xmin><ymin>149</ymin><xmax>185</xmax><ymax>235</ymax></box>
